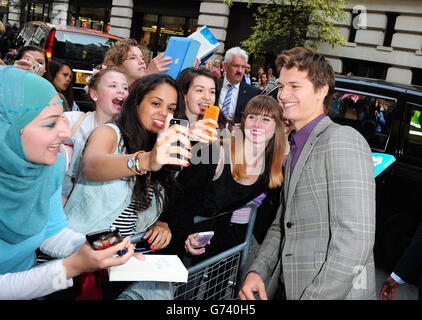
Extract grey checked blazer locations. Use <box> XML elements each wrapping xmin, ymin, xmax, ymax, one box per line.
<box><xmin>248</xmin><ymin>117</ymin><xmax>377</xmax><ymax>300</ymax></box>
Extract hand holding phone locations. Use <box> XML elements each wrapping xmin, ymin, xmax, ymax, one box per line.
<box><xmin>202</xmin><ymin>105</ymin><xmax>220</xmax><ymax>138</ymax></box>
<box><xmin>165</xmin><ymin>118</ymin><xmax>190</xmax><ymax>171</ymax></box>
<box><xmin>24</xmin><ymin>58</ymin><xmax>42</xmax><ymax>75</ymax></box>
<box><xmin>86</xmin><ymin>227</ymin><xmax>123</xmax><ymax>250</ymax></box>
<box><xmin>192</xmin><ymin>231</ymin><xmax>214</xmax><ymax>249</ymax></box>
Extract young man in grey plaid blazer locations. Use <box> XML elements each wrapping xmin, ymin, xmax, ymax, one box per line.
<box><xmin>240</xmin><ymin>47</ymin><xmax>376</xmax><ymax>300</ymax></box>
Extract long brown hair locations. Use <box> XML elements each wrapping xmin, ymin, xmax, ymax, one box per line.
<box><xmin>231</xmin><ymin>95</ymin><xmax>285</xmax><ymax>188</ymax></box>
<box><xmin>115</xmin><ymin>73</ymin><xmax>183</xmax><ymax>212</ymax></box>
<box><xmin>176</xmin><ymin>67</ymin><xmax>226</xmax><ymax>127</ymax></box>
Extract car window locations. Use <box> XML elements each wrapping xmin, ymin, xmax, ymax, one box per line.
<box><xmin>328</xmin><ymin>89</ymin><xmax>396</xmax><ymax>151</ymax></box>
<box><xmin>403</xmin><ymin>102</ymin><xmax>422</xmax><ymax>161</ymax></box>
<box><xmin>53</xmin><ymin>30</ymin><xmax>118</xmax><ymax>66</ymax></box>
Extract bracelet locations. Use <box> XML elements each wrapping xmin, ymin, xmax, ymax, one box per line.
<box><xmin>133</xmin><ymin>151</ymin><xmax>148</xmax><ymax>175</ymax></box>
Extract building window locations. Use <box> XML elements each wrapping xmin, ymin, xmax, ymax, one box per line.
<box><xmin>139</xmin><ymin>13</ymin><xmax>158</xmax><ymax>54</ymax></box>
<box><xmin>383</xmin><ymin>12</ymin><xmax>399</xmax><ymax>47</ymax></box>
<box><xmin>348</xmin><ymin>10</ymin><xmax>360</xmax><ymax>43</ymax></box>
<box><xmin>70</xmin><ymin>6</ymin><xmax>111</xmax><ymax>32</ymax></box>
<box><xmin>1</xmin><ymin>0</ymin><xmax>9</xmax><ymax>22</ymax></box>
<box><xmin>411</xmin><ymin>68</ymin><xmax>422</xmax><ymax>87</ymax></box>
<box><xmin>342</xmin><ymin>57</ymin><xmax>390</xmax><ymax>80</ymax></box>
<box><xmin>136</xmin><ymin>13</ymin><xmax>197</xmax><ymax>57</ymax></box>
<box><xmin>24</xmin><ymin>1</ymin><xmax>51</xmax><ymax>23</ymax></box>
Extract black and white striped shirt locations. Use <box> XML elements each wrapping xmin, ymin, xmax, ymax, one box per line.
<box><xmin>111</xmin><ymin>189</ymin><xmax>154</xmax><ymax>237</ymax></box>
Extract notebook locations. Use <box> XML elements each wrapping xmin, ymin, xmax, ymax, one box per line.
<box><xmin>108</xmin><ymin>255</ymin><xmax>188</xmax><ymax>283</ymax></box>
<box><xmin>188</xmin><ymin>26</ymin><xmax>221</xmax><ymax>65</ymax></box>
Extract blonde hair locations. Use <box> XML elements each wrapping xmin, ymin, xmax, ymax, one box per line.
<box><xmin>0</xmin><ymin>22</ymin><xmax>5</xmax><ymax>35</ymax></box>
<box><xmin>231</xmin><ymin>95</ymin><xmax>285</xmax><ymax>188</ymax></box>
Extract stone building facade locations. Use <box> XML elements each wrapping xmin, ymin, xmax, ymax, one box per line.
<box><xmin>317</xmin><ymin>0</ymin><xmax>422</xmax><ymax>85</ymax></box>
<box><xmin>5</xmin><ymin>0</ymin><xmax>422</xmax><ymax>85</ymax></box>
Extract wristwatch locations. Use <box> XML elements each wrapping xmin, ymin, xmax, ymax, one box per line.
<box><xmin>127</xmin><ymin>151</ymin><xmax>148</xmax><ymax>175</ymax></box>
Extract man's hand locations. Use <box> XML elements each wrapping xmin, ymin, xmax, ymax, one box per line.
<box><xmin>239</xmin><ymin>272</ymin><xmax>268</xmax><ymax>300</ymax></box>
<box><xmin>380</xmin><ymin>276</ymin><xmax>401</xmax><ymax>300</ymax></box>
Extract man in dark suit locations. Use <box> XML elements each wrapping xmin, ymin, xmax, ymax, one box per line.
<box><xmin>380</xmin><ymin>222</ymin><xmax>422</xmax><ymax>300</ymax></box>
<box><xmin>219</xmin><ymin>47</ymin><xmax>260</xmax><ymax>123</ymax></box>
<box><xmin>242</xmin><ymin>63</ymin><xmax>252</xmax><ymax>85</ymax></box>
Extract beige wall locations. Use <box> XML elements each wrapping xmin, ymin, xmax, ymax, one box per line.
<box><xmin>197</xmin><ymin>0</ymin><xmax>422</xmax><ymax>84</ymax></box>
<box><xmin>316</xmin><ymin>0</ymin><xmax>422</xmax><ymax>84</ymax></box>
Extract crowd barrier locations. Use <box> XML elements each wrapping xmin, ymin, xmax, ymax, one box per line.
<box><xmin>172</xmin><ymin>201</ymin><xmax>257</xmax><ymax>300</ymax></box>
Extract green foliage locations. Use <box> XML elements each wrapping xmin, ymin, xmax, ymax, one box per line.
<box><xmin>224</xmin><ymin>0</ymin><xmax>348</xmax><ymax>58</ymax></box>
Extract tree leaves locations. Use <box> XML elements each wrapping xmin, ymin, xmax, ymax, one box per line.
<box><xmin>225</xmin><ymin>0</ymin><xmax>348</xmax><ymax>58</ymax></box>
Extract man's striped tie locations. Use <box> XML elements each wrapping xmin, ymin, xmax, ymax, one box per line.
<box><xmin>221</xmin><ymin>84</ymin><xmax>233</xmax><ymax>120</ymax></box>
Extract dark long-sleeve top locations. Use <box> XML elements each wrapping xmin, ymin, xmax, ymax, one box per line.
<box><xmin>162</xmin><ymin>142</ymin><xmax>267</xmax><ymax>255</ymax></box>
<box><xmin>394</xmin><ymin>222</ymin><xmax>422</xmax><ymax>285</ymax></box>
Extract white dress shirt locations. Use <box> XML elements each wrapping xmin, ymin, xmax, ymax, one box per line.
<box><xmin>244</xmin><ymin>74</ymin><xmax>251</xmax><ymax>85</ymax></box>
<box><xmin>219</xmin><ymin>78</ymin><xmax>240</xmax><ymax>119</ymax></box>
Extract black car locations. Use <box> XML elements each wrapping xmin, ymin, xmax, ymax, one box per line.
<box><xmin>7</xmin><ymin>21</ymin><xmax>123</xmax><ymax>111</ymax></box>
<box><xmin>264</xmin><ymin>76</ymin><xmax>422</xmax><ymax>274</ymax></box>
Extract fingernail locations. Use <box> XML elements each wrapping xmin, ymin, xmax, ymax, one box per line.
<box><xmin>148</xmin><ymin>239</ymin><xmax>152</xmax><ymax>244</ymax></box>
<box><xmin>186</xmin><ymin>162</ymin><xmax>190</xmax><ymax>166</ymax></box>
<box><xmin>151</xmin><ymin>245</ymin><xmax>155</xmax><ymax>250</ymax></box>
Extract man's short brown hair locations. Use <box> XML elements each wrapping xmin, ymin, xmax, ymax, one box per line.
<box><xmin>276</xmin><ymin>47</ymin><xmax>335</xmax><ymax>108</ymax></box>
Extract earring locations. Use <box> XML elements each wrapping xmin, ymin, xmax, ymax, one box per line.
<box><xmin>93</xmin><ymin>97</ymin><xmax>97</xmax><ymax>101</ymax></box>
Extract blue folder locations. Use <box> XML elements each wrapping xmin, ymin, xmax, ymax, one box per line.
<box><xmin>372</xmin><ymin>152</ymin><xmax>396</xmax><ymax>177</ymax></box>
<box><xmin>162</xmin><ymin>37</ymin><xmax>200</xmax><ymax>80</ymax></box>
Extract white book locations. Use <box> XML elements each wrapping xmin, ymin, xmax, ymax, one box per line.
<box><xmin>108</xmin><ymin>255</ymin><xmax>188</xmax><ymax>283</ymax></box>
<box><xmin>188</xmin><ymin>26</ymin><xmax>221</xmax><ymax>64</ymax></box>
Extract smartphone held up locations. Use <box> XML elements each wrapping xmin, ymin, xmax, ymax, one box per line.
<box><xmin>165</xmin><ymin>118</ymin><xmax>190</xmax><ymax>172</ymax></box>
<box><xmin>202</xmin><ymin>105</ymin><xmax>220</xmax><ymax>138</ymax></box>
<box><xmin>25</xmin><ymin>58</ymin><xmax>42</xmax><ymax>75</ymax></box>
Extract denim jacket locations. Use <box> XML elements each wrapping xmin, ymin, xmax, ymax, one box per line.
<box><xmin>64</xmin><ymin>123</ymin><xmax>162</xmax><ymax>235</ymax></box>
